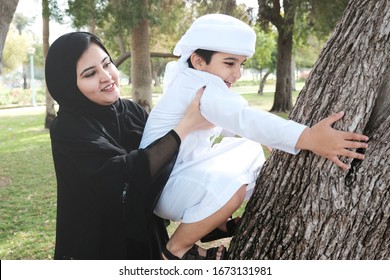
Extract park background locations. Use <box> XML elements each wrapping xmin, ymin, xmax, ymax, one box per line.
<box><xmin>1</xmin><ymin>0</ymin><xmax>355</xmax><ymax>260</ymax></box>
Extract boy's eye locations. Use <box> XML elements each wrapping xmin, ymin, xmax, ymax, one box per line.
<box><xmin>224</xmin><ymin>62</ymin><xmax>234</xmax><ymax>66</ymax></box>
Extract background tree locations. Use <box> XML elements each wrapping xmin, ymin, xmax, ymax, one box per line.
<box><xmin>10</xmin><ymin>13</ymin><xmax>32</xmax><ymax>89</ymax></box>
<box><xmin>246</xmin><ymin>26</ymin><xmax>276</xmax><ymax>95</ymax></box>
<box><xmin>192</xmin><ymin>0</ymin><xmax>237</xmax><ymax>16</ymax></box>
<box><xmin>2</xmin><ymin>27</ymin><xmax>29</xmax><ymax>75</ymax></box>
<box><xmin>67</xmin><ymin>0</ymin><xmax>106</xmax><ymax>33</ymax></box>
<box><xmin>257</xmin><ymin>0</ymin><xmax>349</xmax><ymax>112</ymax></box>
<box><xmin>0</xmin><ymin>0</ymin><xmax>20</xmax><ymax>75</ymax></box>
<box><xmin>41</xmin><ymin>0</ymin><xmax>64</xmax><ymax>128</ymax></box>
<box><xmin>128</xmin><ymin>0</ymin><xmax>152</xmax><ymax>111</ymax></box>
<box><xmin>228</xmin><ymin>0</ymin><xmax>390</xmax><ymax>259</ymax></box>
<box><xmin>257</xmin><ymin>0</ymin><xmax>296</xmax><ymax>112</ymax></box>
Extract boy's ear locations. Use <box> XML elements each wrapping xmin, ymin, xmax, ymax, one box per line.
<box><xmin>190</xmin><ymin>53</ymin><xmax>205</xmax><ymax>70</ymax></box>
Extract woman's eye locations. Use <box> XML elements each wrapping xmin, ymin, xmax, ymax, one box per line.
<box><xmin>84</xmin><ymin>71</ymin><xmax>96</xmax><ymax>78</ymax></box>
<box><xmin>103</xmin><ymin>61</ymin><xmax>112</xmax><ymax>69</ymax></box>
<box><xmin>224</xmin><ymin>62</ymin><xmax>234</xmax><ymax>66</ymax></box>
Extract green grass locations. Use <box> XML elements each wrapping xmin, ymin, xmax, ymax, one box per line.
<box><xmin>0</xmin><ymin>110</ymin><xmax>56</xmax><ymax>259</ymax></box>
<box><xmin>0</xmin><ymin>86</ymin><xmax>299</xmax><ymax>259</ymax></box>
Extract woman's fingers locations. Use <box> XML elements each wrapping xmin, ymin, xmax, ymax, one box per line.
<box><xmin>193</xmin><ymin>86</ymin><xmax>205</xmax><ymax>104</ymax></box>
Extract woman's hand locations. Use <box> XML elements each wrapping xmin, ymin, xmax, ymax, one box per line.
<box><xmin>174</xmin><ymin>87</ymin><xmax>215</xmax><ymax>140</ymax></box>
<box><xmin>296</xmin><ymin>111</ymin><xmax>369</xmax><ymax>171</ymax></box>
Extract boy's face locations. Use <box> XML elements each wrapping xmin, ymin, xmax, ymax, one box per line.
<box><xmin>196</xmin><ymin>52</ymin><xmax>246</xmax><ymax>88</ymax></box>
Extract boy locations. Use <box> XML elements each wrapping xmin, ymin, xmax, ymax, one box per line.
<box><xmin>140</xmin><ymin>14</ymin><xmax>368</xmax><ymax>260</ymax></box>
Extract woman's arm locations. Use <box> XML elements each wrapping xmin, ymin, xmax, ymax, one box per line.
<box><xmin>145</xmin><ymin>87</ymin><xmax>213</xmax><ymax>179</ymax></box>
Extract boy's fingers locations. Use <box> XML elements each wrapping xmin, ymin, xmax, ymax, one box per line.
<box><xmin>329</xmin><ymin>156</ymin><xmax>350</xmax><ymax>171</ymax></box>
<box><xmin>323</xmin><ymin>111</ymin><xmax>345</xmax><ymax>126</ymax></box>
<box><xmin>343</xmin><ymin>140</ymin><xmax>368</xmax><ymax>149</ymax></box>
<box><xmin>342</xmin><ymin>131</ymin><xmax>369</xmax><ymax>142</ymax></box>
<box><xmin>340</xmin><ymin>149</ymin><xmax>365</xmax><ymax>160</ymax></box>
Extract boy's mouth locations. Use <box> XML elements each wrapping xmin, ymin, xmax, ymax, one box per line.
<box><xmin>224</xmin><ymin>81</ymin><xmax>232</xmax><ymax>88</ymax></box>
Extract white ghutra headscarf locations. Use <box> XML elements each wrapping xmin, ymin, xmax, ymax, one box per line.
<box><xmin>164</xmin><ymin>13</ymin><xmax>256</xmax><ymax>90</ymax></box>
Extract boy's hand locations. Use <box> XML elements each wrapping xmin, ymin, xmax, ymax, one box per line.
<box><xmin>296</xmin><ymin>111</ymin><xmax>369</xmax><ymax>171</ymax></box>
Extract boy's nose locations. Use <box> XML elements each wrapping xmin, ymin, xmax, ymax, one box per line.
<box><xmin>234</xmin><ymin>67</ymin><xmax>242</xmax><ymax>80</ymax></box>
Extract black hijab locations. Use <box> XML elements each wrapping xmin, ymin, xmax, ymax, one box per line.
<box><xmin>46</xmin><ymin>32</ymin><xmax>113</xmax><ymax>109</ymax></box>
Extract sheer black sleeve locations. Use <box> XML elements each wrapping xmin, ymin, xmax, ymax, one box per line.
<box><xmin>145</xmin><ymin>129</ymin><xmax>181</xmax><ymax>181</ymax></box>
<box><xmin>125</xmin><ymin>130</ymin><xmax>181</xmax><ymax>215</ymax></box>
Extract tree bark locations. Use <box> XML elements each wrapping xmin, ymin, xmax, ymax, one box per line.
<box><xmin>0</xmin><ymin>0</ymin><xmax>19</xmax><ymax>74</ymax></box>
<box><xmin>228</xmin><ymin>0</ymin><xmax>390</xmax><ymax>260</ymax></box>
<box><xmin>131</xmin><ymin>3</ymin><xmax>152</xmax><ymax>112</ymax></box>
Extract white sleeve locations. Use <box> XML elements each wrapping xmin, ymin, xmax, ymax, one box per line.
<box><xmin>200</xmin><ymin>84</ymin><xmax>307</xmax><ymax>154</ymax></box>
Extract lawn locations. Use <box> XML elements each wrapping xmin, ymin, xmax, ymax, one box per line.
<box><xmin>0</xmin><ymin>109</ymin><xmax>56</xmax><ymax>259</ymax></box>
<box><xmin>0</xmin><ymin>87</ymin><xmax>300</xmax><ymax>259</ymax></box>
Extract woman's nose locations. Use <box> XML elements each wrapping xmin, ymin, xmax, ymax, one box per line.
<box><xmin>100</xmin><ymin>70</ymin><xmax>112</xmax><ymax>82</ymax></box>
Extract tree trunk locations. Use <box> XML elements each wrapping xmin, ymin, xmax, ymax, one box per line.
<box><xmin>270</xmin><ymin>0</ymin><xmax>295</xmax><ymax>112</ymax></box>
<box><xmin>42</xmin><ymin>0</ymin><xmax>56</xmax><ymax>129</ymax></box>
<box><xmin>131</xmin><ymin>0</ymin><xmax>152</xmax><ymax>113</ymax></box>
<box><xmin>258</xmin><ymin>70</ymin><xmax>271</xmax><ymax>95</ymax></box>
<box><xmin>228</xmin><ymin>0</ymin><xmax>390</xmax><ymax>260</ymax></box>
<box><xmin>0</xmin><ymin>0</ymin><xmax>19</xmax><ymax>74</ymax></box>
<box><xmin>221</xmin><ymin>0</ymin><xmax>236</xmax><ymax>15</ymax></box>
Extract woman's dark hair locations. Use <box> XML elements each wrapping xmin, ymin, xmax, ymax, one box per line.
<box><xmin>187</xmin><ymin>49</ymin><xmax>216</xmax><ymax>68</ymax></box>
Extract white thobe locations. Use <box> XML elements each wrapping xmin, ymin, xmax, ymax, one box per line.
<box><xmin>140</xmin><ymin>68</ymin><xmax>307</xmax><ymax>223</ymax></box>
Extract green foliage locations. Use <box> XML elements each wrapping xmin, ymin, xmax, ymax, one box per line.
<box><xmin>67</xmin><ymin>0</ymin><xmax>108</xmax><ymax>29</ymax></box>
<box><xmin>2</xmin><ymin>28</ymin><xmax>29</xmax><ymax>74</ymax></box>
<box><xmin>12</xmin><ymin>13</ymin><xmax>33</xmax><ymax>35</ymax></box>
<box><xmin>247</xmin><ymin>26</ymin><xmax>277</xmax><ymax>72</ymax></box>
<box><xmin>295</xmin><ymin>0</ymin><xmax>349</xmax><ymax>39</ymax></box>
<box><xmin>294</xmin><ymin>34</ymin><xmax>326</xmax><ymax>68</ymax></box>
<box><xmin>191</xmin><ymin>0</ymin><xmax>251</xmax><ymax>21</ymax></box>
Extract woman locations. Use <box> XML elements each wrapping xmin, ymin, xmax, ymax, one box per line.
<box><xmin>45</xmin><ymin>32</ymin><xmax>213</xmax><ymax>259</ymax></box>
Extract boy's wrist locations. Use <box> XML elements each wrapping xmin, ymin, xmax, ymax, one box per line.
<box><xmin>295</xmin><ymin>127</ymin><xmax>312</xmax><ymax>151</ymax></box>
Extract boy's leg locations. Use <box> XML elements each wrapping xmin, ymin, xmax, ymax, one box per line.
<box><xmin>164</xmin><ymin>184</ymin><xmax>246</xmax><ymax>259</ymax></box>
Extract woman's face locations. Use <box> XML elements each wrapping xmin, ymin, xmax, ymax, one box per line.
<box><xmin>76</xmin><ymin>43</ymin><xmax>120</xmax><ymax>106</ymax></box>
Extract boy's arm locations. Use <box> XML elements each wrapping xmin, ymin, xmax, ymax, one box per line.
<box><xmin>200</xmin><ymin>84</ymin><xmax>306</xmax><ymax>154</ymax></box>
<box><xmin>199</xmin><ymin>85</ymin><xmax>368</xmax><ymax>170</ymax></box>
